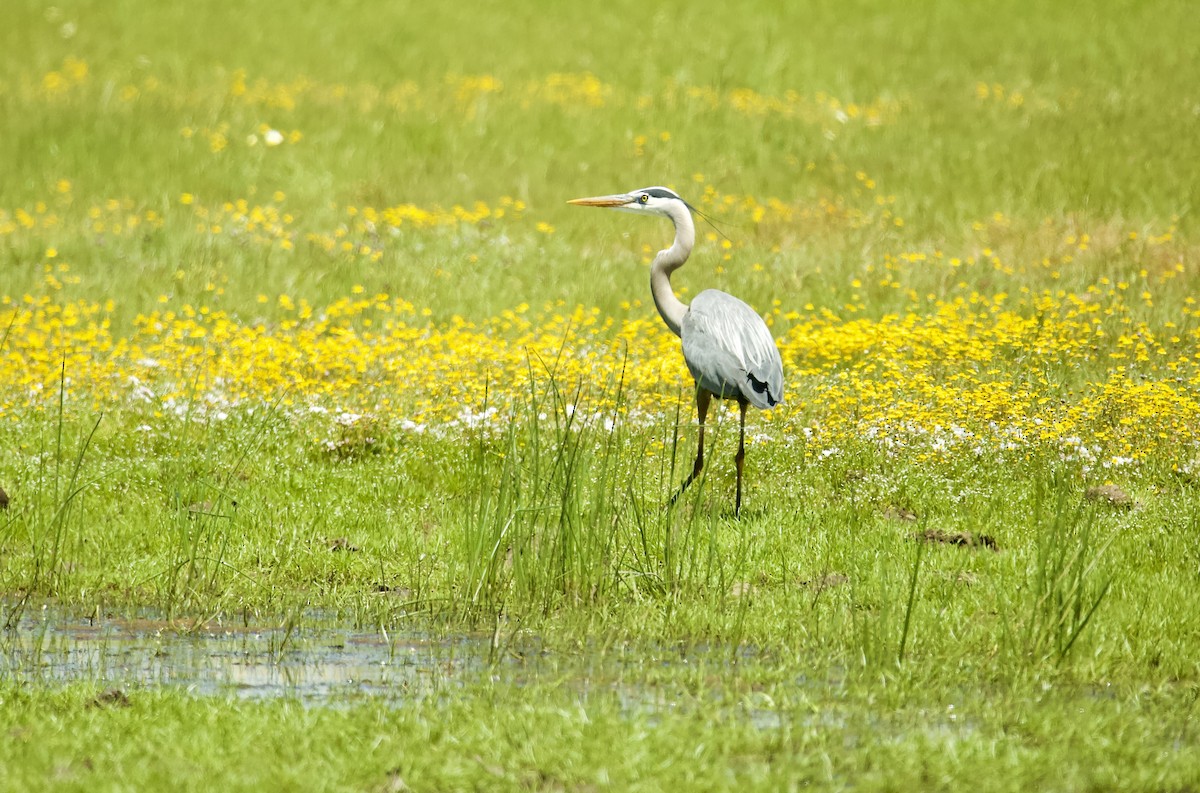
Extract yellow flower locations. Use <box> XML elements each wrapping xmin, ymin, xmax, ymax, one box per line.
<box><xmin>42</xmin><ymin>72</ymin><xmax>67</xmax><ymax>93</ymax></box>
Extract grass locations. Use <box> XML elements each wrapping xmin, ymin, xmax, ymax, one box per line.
<box><xmin>4</xmin><ymin>676</ymin><xmax>1195</xmax><ymax>791</ymax></box>
<box><xmin>2</xmin><ymin>675</ymin><xmax>1199</xmax><ymax>792</ymax></box>
<box><xmin>3</xmin><ymin>0</ymin><xmax>1200</xmax><ymax>788</ymax></box>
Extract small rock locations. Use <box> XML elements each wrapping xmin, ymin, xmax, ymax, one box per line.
<box><xmin>729</xmin><ymin>581</ymin><xmax>755</xmax><ymax>598</ymax></box>
<box><xmin>90</xmin><ymin>688</ymin><xmax>131</xmax><ymax>709</ymax></box>
<box><xmin>186</xmin><ymin>499</ymin><xmax>237</xmax><ymax>518</ymax></box>
<box><xmin>380</xmin><ymin>769</ymin><xmax>411</xmax><ymax>793</ymax></box>
<box><xmin>374</xmin><ymin>584</ymin><xmax>414</xmax><ymax>599</ymax></box>
<box><xmin>883</xmin><ymin>506</ymin><xmax>918</xmax><ymax>522</ymax></box>
<box><xmin>914</xmin><ymin>529</ymin><xmax>999</xmax><ymax>552</ymax></box>
<box><xmin>1084</xmin><ymin>484</ymin><xmax>1133</xmax><ymax>508</ymax></box>
<box><xmin>799</xmin><ymin>573</ymin><xmax>850</xmax><ymax>591</ymax></box>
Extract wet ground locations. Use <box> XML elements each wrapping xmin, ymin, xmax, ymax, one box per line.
<box><xmin>1</xmin><ymin>604</ymin><xmax>742</xmax><ymax>719</ymax></box>
<box><xmin>3</xmin><ymin>606</ymin><xmax>997</xmax><ymax>742</ymax></box>
<box><xmin>2</xmin><ymin>605</ymin><xmax>528</xmax><ymax>703</ymax></box>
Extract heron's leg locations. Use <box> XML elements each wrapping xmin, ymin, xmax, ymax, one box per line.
<box><xmin>669</xmin><ymin>389</ymin><xmax>712</xmax><ymax>506</ymax></box>
<box><xmin>735</xmin><ymin>399</ymin><xmax>748</xmax><ymax>517</ymax></box>
<box><xmin>691</xmin><ymin>389</ymin><xmax>712</xmax><ymax>481</ymax></box>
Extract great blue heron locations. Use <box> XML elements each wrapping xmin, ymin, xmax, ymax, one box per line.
<box><xmin>569</xmin><ymin>186</ymin><xmax>784</xmax><ymax>516</ymax></box>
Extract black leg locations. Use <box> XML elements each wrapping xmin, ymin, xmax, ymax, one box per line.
<box><xmin>735</xmin><ymin>399</ymin><xmax>748</xmax><ymax>517</ymax></box>
<box><xmin>669</xmin><ymin>389</ymin><xmax>712</xmax><ymax>506</ymax></box>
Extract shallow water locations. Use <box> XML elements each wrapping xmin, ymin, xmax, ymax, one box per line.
<box><xmin>1</xmin><ymin>603</ymin><xmax>739</xmax><ymax>722</ymax></box>
<box><xmin>2</xmin><ymin>605</ymin><xmax>521</xmax><ymax>703</ymax></box>
<box><xmin>2</xmin><ymin>605</ymin><xmax>851</xmax><ymax>732</ymax></box>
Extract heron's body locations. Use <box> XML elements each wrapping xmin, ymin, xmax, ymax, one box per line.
<box><xmin>569</xmin><ymin>185</ymin><xmax>784</xmax><ymax>516</ymax></box>
<box><xmin>682</xmin><ymin>289</ymin><xmax>783</xmax><ymax>410</ymax></box>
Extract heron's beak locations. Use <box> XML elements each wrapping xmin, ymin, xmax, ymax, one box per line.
<box><xmin>567</xmin><ymin>193</ymin><xmax>634</xmax><ymax>208</ymax></box>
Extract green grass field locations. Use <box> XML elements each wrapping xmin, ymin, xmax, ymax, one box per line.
<box><xmin>3</xmin><ymin>0</ymin><xmax>1200</xmax><ymax>789</ymax></box>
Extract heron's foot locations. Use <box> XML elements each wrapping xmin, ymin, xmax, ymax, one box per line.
<box><xmin>726</xmin><ymin>503</ymin><xmax>767</xmax><ymax>521</ymax></box>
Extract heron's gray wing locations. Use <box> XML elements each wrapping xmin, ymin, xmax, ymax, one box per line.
<box><xmin>680</xmin><ymin>289</ymin><xmax>784</xmax><ymax>409</ymax></box>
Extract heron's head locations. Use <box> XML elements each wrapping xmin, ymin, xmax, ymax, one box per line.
<box><xmin>568</xmin><ymin>186</ymin><xmax>691</xmax><ymax>218</ymax></box>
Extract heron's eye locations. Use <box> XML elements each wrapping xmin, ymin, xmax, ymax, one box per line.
<box><xmin>638</xmin><ymin>194</ymin><xmax>649</xmax><ymax>204</ymax></box>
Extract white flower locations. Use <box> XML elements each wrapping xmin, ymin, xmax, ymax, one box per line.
<box><xmin>264</xmin><ymin>129</ymin><xmax>285</xmax><ymax>146</ymax></box>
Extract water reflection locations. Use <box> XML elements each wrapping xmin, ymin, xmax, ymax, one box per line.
<box><xmin>3</xmin><ymin>606</ymin><xmax>500</xmax><ymax>702</ymax></box>
<box><xmin>2</xmin><ymin>605</ymin><xmax>801</xmax><ymax>731</ymax></box>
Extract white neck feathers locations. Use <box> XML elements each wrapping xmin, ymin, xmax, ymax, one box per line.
<box><xmin>649</xmin><ymin>200</ymin><xmax>694</xmax><ymax>337</ymax></box>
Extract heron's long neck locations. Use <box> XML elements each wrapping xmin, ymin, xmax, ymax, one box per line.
<box><xmin>650</xmin><ymin>202</ymin><xmax>694</xmax><ymax>338</ymax></box>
